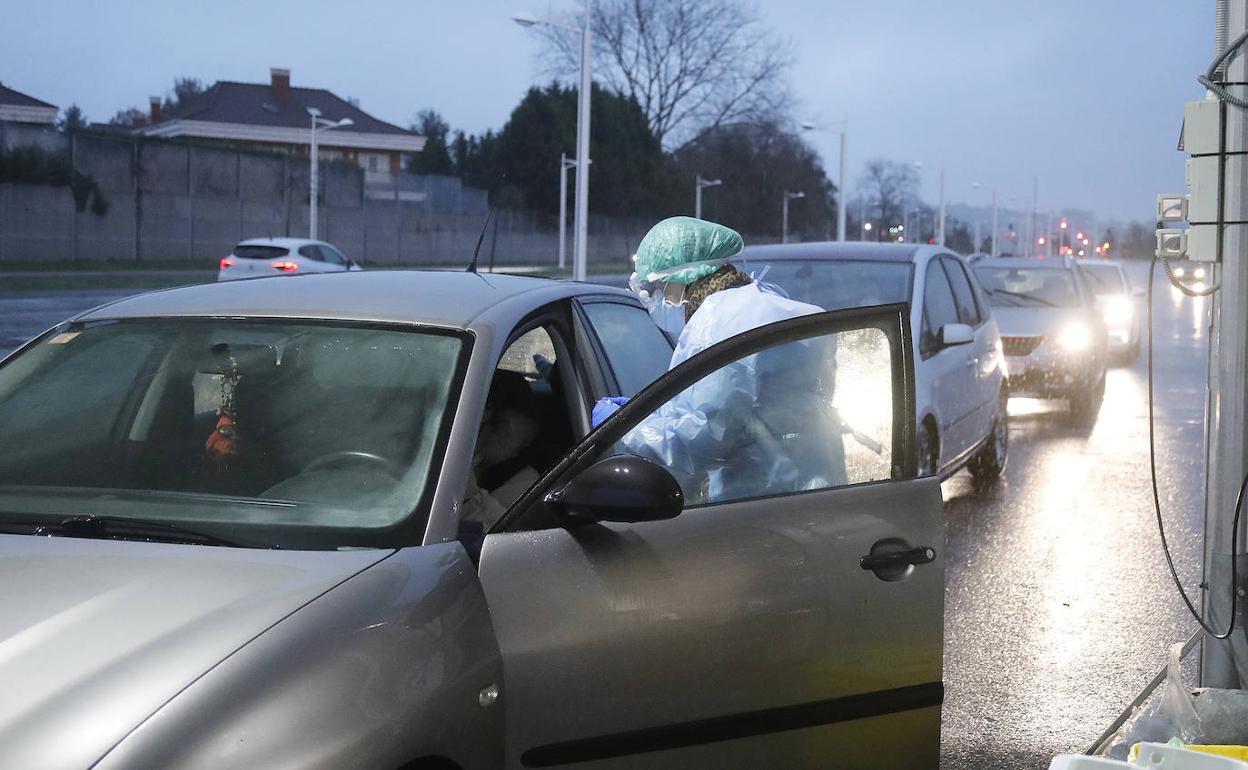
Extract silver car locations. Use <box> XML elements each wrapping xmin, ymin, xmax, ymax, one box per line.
<box><xmin>973</xmin><ymin>257</ymin><xmax>1109</xmax><ymax>423</ymax></box>
<box><xmin>0</xmin><ymin>270</ymin><xmax>943</xmax><ymax>769</ymax></box>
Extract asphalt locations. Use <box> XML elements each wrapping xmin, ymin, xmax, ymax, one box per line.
<box><xmin>0</xmin><ymin>263</ymin><xmax>1212</xmax><ymax>768</ymax></box>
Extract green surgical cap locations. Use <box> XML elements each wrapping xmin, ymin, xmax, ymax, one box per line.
<box><xmin>633</xmin><ymin>216</ymin><xmax>744</xmax><ymax>285</ymax></box>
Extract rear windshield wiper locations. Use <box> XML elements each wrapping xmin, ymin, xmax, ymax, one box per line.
<box><xmin>33</xmin><ymin>515</ymin><xmax>248</xmax><ymax>548</ymax></box>
<box><xmin>985</xmin><ymin>288</ymin><xmax>1059</xmax><ymax>307</ymax></box>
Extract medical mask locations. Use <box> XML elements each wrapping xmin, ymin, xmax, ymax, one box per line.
<box><xmin>631</xmin><ymin>272</ymin><xmax>688</xmax><ymax>337</ymax></box>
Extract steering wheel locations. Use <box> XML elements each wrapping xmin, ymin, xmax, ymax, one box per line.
<box><xmin>302</xmin><ymin>450</ymin><xmax>402</xmax><ymax>479</ymax></box>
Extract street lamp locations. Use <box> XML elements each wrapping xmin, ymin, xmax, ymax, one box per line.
<box><xmin>695</xmin><ymin>175</ymin><xmax>721</xmax><ymax>219</ymax></box>
<box><xmin>306</xmin><ymin>107</ymin><xmax>353</xmax><ymax>241</ymax></box>
<box><xmin>801</xmin><ymin>117</ymin><xmax>848</xmax><ymax>241</ymax></box>
<box><xmin>914</xmin><ymin>161</ymin><xmax>945</xmax><ymax>247</ymax></box>
<box><xmin>558</xmin><ymin>152</ymin><xmax>577</xmax><ymax>270</ymax></box>
<box><xmin>782</xmin><ymin>190</ymin><xmax>806</xmax><ymax>244</ymax></box>
<box><xmin>515</xmin><ymin>3</ymin><xmax>592</xmax><ymax>281</ymax></box>
<box><xmin>972</xmin><ymin>181</ymin><xmax>999</xmax><ymax>256</ymax></box>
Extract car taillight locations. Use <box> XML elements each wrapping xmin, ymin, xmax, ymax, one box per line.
<box><xmin>220</xmin><ymin>258</ymin><xmax>236</xmax><ymax>269</ymax></box>
<box><xmin>270</xmin><ymin>261</ymin><xmax>299</xmax><ymax>272</ymax></box>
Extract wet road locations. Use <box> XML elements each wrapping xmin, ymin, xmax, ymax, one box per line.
<box><xmin>0</xmin><ymin>289</ymin><xmax>138</xmax><ymax>355</ymax></box>
<box><xmin>940</xmin><ymin>262</ymin><xmax>1208</xmax><ymax>768</ymax></box>
<box><xmin>0</xmin><ymin>265</ymin><xmax>1213</xmax><ymax>767</ymax></box>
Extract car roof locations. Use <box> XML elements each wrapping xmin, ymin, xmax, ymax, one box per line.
<box><xmin>76</xmin><ymin>270</ymin><xmax>634</xmax><ymax>331</ymax></box>
<box><xmin>970</xmin><ymin>257</ymin><xmax>1073</xmax><ymax>270</ymax></box>
<box><xmin>236</xmin><ymin>237</ymin><xmax>328</xmax><ymax>248</ymax></box>
<box><xmin>739</xmin><ymin>241</ymin><xmax>924</xmax><ymax>263</ymax></box>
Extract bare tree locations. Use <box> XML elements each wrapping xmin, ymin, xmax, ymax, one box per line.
<box><xmin>858</xmin><ymin>159</ymin><xmax>920</xmax><ymax>240</ymax></box>
<box><xmin>535</xmin><ymin>0</ymin><xmax>792</xmax><ymax>150</ymax></box>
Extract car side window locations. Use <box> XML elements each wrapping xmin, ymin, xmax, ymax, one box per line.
<box><xmin>319</xmin><ymin>245</ymin><xmax>347</xmax><ymax>266</ymax></box>
<box><xmin>921</xmin><ymin>261</ymin><xmax>960</xmax><ymax>356</ymax></box>
<box><xmin>580</xmin><ymin>301</ymin><xmax>674</xmax><ymax>397</ymax></box>
<box><xmin>605</xmin><ymin>324</ymin><xmax>896</xmax><ymax>506</ymax></box>
<box><xmin>941</xmin><ymin>258</ymin><xmax>983</xmax><ymax>327</ymax></box>
<box><xmin>298</xmin><ymin>245</ymin><xmax>322</xmax><ymax>262</ymax></box>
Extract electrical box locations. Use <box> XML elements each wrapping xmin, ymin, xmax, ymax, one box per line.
<box><xmin>1182</xmin><ymin>98</ymin><xmax>1222</xmax><ymax>155</ymax></box>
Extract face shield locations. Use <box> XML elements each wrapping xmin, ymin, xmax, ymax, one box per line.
<box><xmin>629</xmin><ymin>256</ymin><xmax>730</xmax><ymax>337</ymax></box>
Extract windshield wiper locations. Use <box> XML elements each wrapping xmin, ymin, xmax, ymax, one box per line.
<box><xmin>33</xmin><ymin>515</ymin><xmax>247</xmax><ymax>547</ymax></box>
<box><xmin>986</xmin><ymin>288</ymin><xmax>1059</xmax><ymax>307</ymax></box>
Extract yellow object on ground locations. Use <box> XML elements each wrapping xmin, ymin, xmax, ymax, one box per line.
<box><xmin>1187</xmin><ymin>746</ymin><xmax>1248</xmax><ymax>761</ymax></box>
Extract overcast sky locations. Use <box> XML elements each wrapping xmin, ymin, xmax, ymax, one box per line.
<box><xmin>1</xmin><ymin>0</ymin><xmax>1215</xmax><ymax>221</ymax></box>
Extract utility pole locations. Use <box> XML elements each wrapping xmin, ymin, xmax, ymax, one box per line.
<box><xmin>937</xmin><ymin>168</ymin><xmax>946</xmax><ymax>247</ymax></box>
<box><xmin>572</xmin><ymin>0</ymin><xmax>592</xmax><ymax>282</ymax></box>
<box><xmin>558</xmin><ymin>153</ymin><xmax>575</xmax><ymax>271</ymax></box>
<box><xmin>991</xmin><ymin>189</ymin><xmax>999</xmax><ymax>256</ymax></box>
<box><xmin>1202</xmin><ymin>0</ymin><xmax>1248</xmax><ymax>689</ymax></box>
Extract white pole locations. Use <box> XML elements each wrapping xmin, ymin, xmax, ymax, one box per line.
<box><xmin>695</xmin><ymin>176</ymin><xmax>703</xmax><ymax>220</ymax></box>
<box><xmin>782</xmin><ymin>193</ymin><xmax>790</xmax><ymax>244</ymax></box>
<box><xmin>859</xmin><ymin>197</ymin><xmax>866</xmax><ymax>240</ymax></box>
<box><xmin>991</xmin><ymin>189</ymin><xmax>999</xmax><ymax>257</ymax></box>
<box><xmin>973</xmin><ymin>220</ymin><xmax>980</xmax><ymax>254</ymax></box>
<box><xmin>572</xmin><ymin>0</ymin><xmax>592</xmax><ymax>282</ymax></box>
<box><xmin>559</xmin><ymin>153</ymin><xmax>569</xmax><ymax>270</ymax></box>
<box><xmin>309</xmin><ymin>116</ymin><xmax>319</xmax><ymax>240</ymax></box>
<box><xmin>937</xmin><ymin>168</ymin><xmax>946</xmax><ymax>247</ymax></box>
<box><xmin>837</xmin><ymin>122</ymin><xmax>847</xmax><ymax>241</ymax></box>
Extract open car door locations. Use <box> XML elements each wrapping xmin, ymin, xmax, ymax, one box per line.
<box><xmin>479</xmin><ymin>305</ymin><xmax>944</xmax><ymax>769</ymax></box>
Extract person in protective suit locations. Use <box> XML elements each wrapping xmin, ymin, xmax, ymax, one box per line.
<box><xmin>608</xmin><ymin>216</ymin><xmax>847</xmax><ymax>502</ymax></box>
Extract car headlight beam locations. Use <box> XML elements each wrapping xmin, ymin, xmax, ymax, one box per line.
<box><xmin>1055</xmin><ymin>322</ymin><xmax>1092</xmax><ymax>352</ymax></box>
<box><xmin>1102</xmin><ymin>297</ymin><xmax>1134</xmax><ymax>326</ymax></box>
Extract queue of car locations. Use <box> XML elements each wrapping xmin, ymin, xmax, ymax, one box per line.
<box><xmin>0</xmin><ymin>237</ymin><xmax>1137</xmax><ymax>769</ymax></box>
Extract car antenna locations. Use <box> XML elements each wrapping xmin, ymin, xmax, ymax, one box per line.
<box><xmin>466</xmin><ymin>207</ymin><xmax>494</xmax><ymax>275</ymax></box>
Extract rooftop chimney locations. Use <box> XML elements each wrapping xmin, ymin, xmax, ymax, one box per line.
<box><xmin>149</xmin><ymin>96</ymin><xmax>162</xmax><ymax>124</ymax></box>
<box><xmin>271</xmin><ymin>68</ymin><xmax>291</xmax><ymax>101</ymax></box>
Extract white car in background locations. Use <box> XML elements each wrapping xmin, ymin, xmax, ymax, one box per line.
<box><xmin>744</xmin><ymin>242</ymin><xmax>1009</xmax><ymax>483</ymax></box>
<box><xmin>217</xmin><ymin>238</ymin><xmax>361</xmax><ymax>281</ymax></box>
<box><xmin>1080</xmin><ymin>259</ymin><xmax>1143</xmax><ymax>363</ymax></box>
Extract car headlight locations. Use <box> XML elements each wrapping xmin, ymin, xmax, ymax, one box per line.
<box><xmin>1055</xmin><ymin>322</ymin><xmax>1092</xmax><ymax>352</ymax></box>
<box><xmin>1102</xmin><ymin>297</ymin><xmax>1133</xmax><ymax>326</ymax></box>
<box><xmin>1194</xmin><ymin>266</ymin><xmax>1207</xmax><ymax>280</ymax></box>
<box><xmin>1174</xmin><ymin>266</ymin><xmax>1186</xmax><ymax>278</ymax></box>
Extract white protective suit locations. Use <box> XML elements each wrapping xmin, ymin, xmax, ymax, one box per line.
<box><xmin>619</xmin><ymin>280</ymin><xmax>838</xmax><ymax>503</ymax></box>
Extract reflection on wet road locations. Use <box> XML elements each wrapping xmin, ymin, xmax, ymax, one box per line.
<box><xmin>941</xmin><ymin>265</ymin><xmax>1208</xmax><ymax>768</ymax></box>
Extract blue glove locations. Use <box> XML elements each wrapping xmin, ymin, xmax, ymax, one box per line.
<box><xmin>592</xmin><ymin>396</ymin><xmax>630</xmax><ymax>428</ymax></box>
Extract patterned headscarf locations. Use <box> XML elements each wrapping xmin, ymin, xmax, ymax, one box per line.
<box><xmin>683</xmin><ymin>264</ymin><xmax>753</xmax><ymax>320</ymax></box>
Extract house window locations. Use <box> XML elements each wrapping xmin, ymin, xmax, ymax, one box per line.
<box><xmin>368</xmin><ymin>155</ymin><xmax>379</xmax><ymax>172</ymax></box>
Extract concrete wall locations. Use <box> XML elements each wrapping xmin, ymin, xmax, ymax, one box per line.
<box><xmin>0</xmin><ymin>125</ymin><xmax>773</xmax><ymax>267</ymax></box>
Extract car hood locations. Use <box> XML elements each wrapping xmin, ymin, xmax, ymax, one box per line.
<box><xmin>0</xmin><ymin>534</ymin><xmax>389</xmax><ymax>769</ymax></box>
<box><xmin>992</xmin><ymin>306</ymin><xmax>1090</xmax><ymax>338</ymax></box>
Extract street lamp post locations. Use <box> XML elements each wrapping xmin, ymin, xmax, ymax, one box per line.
<box><xmin>914</xmin><ymin>161</ymin><xmax>946</xmax><ymax>246</ymax></box>
<box><xmin>695</xmin><ymin>175</ymin><xmax>721</xmax><ymax>219</ymax></box>
<box><xmin>782</xmin><ymin>190</ymin><xmax>805</xmax><ymax>244</ymax></box>
<box><xmin>800</xmin><ymin>117</ymin><xmax>848</xmax><ymax>241</ymax></box>
<box><xmin>558</xmin><ymin>152</ymin><xmax>577</xmax><ymax>270</ymax></box>
<box><xmin>306</xmin><ymin>108</ymin><xmax>353</xmax><ymax>241</ymax></box>
<box><xmin>515</xmin><ymin>2</ymin><xmax>592</xmax><ymax>281</ymax></box>
<box><xmin>972</xmin><ymin>181</ymin><xmax>999</xmax><ymax>256</ymax></box>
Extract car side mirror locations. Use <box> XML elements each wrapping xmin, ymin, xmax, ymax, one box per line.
<box><xmin>940</xmin><ymin>323</ymin><xmax>974</xmax><ymax>347</ymax></box>
<box><xmin>545</xmin><ymin>455</ymin><xmax>684</xmax><ymax>525</ymax></box>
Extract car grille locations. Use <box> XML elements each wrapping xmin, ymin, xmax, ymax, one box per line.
<box><xmin>1002</xmin><ymin>336</ymin><xmax>1042</xmax><ymax>357</ymax></box>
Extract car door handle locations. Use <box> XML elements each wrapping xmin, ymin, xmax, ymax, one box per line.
<box><xmin>860</xmin><ymin>546</ymin><xmax>936</xmax><ymax>572</ymax></box>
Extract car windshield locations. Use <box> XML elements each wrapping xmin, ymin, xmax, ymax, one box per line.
<box><xmin>0</xmin><ymin>319</ymin><xmax>466</xmax><ymax>549</ymax></box>
<box><xmin>757</xmin><ymin>259</ymin><xmax>913</xmax><ymax>310</ymax></box>
<box><xmin>973</xmin><ymin>266</ymin><xmax>1080</xmax><ymax>308</ymax></box>
<box><xmin>1081</xmin><ymin>264</ymin><xmax>1127</xmax><ymax>294</ymax></box>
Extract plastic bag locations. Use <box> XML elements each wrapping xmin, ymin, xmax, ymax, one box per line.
<box><xmin>1104</xmin><ymin>644</ymin><xmax>1248</xmax><ymax>760</ymax></box>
